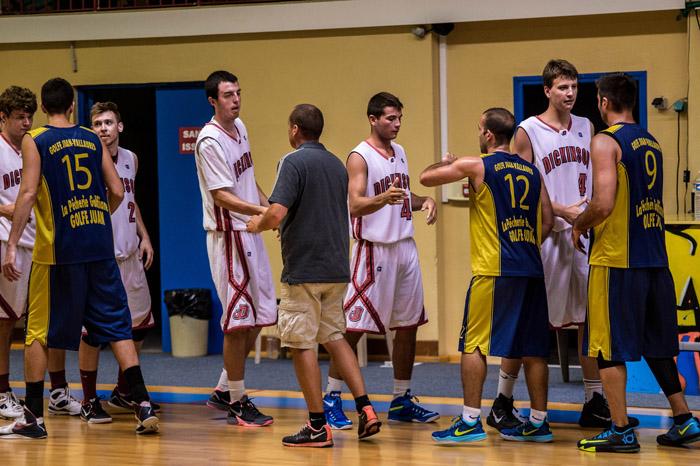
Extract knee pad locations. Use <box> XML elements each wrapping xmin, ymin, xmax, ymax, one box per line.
<box><xmin>131</xmin><ymin>328</ymin><xmax>150</xmax><ymax>343</ymax></box>
<box><xmin>596</xmin><ymin>354</ymin><xmax>624</xmax><ymax>369</ymax></box>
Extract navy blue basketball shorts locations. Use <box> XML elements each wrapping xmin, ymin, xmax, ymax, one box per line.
<box><xmin>459</xmin><ymin>275</ymin><xmax>550</xmax><ymax>358</ymax></box>
<box><xmin>584</xmin><ymin>265</ymin><xmax>679</xmax><ymax>362</ymax></box>
<box><xmin>26</xmin><ymin>258</ymin><xmax>133</xmax><ymax>350</ymax></box>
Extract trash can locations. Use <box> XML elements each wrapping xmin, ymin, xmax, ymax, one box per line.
<box><xmin>164</xmin><ymin>289</ymin><xmax>212</xmax><ymax>357</ymax></box>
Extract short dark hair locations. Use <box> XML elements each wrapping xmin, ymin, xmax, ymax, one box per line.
<box><xmin>367</xmin><ymin>92</ymin><xmax>403</xmax><ymax>118</ymax></box>
<box><xmin>482</xmin><ymin>107</ymin><xmax>516</xmax><ymax>145</ymax></box>
<box><xmin>41</xmin><ymin>78</ymin><xmax>74</xmax><ymax>115</ymax></box>
<box><xmin>542</xmin><ymin>59</ymin><xmax>578</xmax><ymax>88</ymax></box>
<box><xmin>0</xmin><ymin>86</ymin><xmax>37</xmax><ymax>116</ymax></box>
<box><xmin>289</xmin><ymin>104</ymin><xmax>324</xmax><ymax>140</ymax></box>
<box><xmin>90</xmin><ymin>101</ymin><xmax>121</xmax><ymax>123</ymax></box>
<box><xmin>596</xmin><ymin>73</ymin><xmax>637</xmax><ymax>113</ymax></box>
<box><xmin>205</xmin><ymin>70</ymin><xmax>238</xmax><ymax>100</ymax></box>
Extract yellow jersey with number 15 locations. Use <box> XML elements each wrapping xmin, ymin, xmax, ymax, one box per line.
<box><xmin>28</xmin><ymin>125</ymin><xmax>114</xmax><ymax>265</ymax></box>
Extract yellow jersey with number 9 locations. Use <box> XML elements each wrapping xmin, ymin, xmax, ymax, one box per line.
<box><xmin>589</xmin><ymin>123</ymin><xmax>668</xmax><ymax>268</ymax></box>
<box><xmin>28</xmin><ymin>125</ymin><xmax>114</xmax><ymax>265</ymax></box>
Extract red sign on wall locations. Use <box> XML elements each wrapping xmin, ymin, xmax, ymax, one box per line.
<box><xmin>179</xmin><ymin>127</ymin><xmax>201</xmax><ymax>154</ymax></box>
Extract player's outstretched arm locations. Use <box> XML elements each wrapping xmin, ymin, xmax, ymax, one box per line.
<box><xmin>101</xmin><ymin>140</ymin><xmax>124</xmax><ymax>213</ymax></box>
<box><xmin>2</xmin><ymin>135</ymin><xmax>41</xmax><ymax>281</ymax></box>
<box><xmin>347</xmin><ymin>152</ymin><xmax>407</xmax><ymax>217</ymax></box>
<box><xmin>572</xmin><ymin>134</ymin><xmax>619</xmax><ymax>252</ymax></box>
<box><xmin>420</xmin><ymin>153</ymin><xmax>484</xmax><ymax>188</ymax></box>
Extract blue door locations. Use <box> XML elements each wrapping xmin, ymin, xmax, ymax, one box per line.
<box><xmin>155</xmin><ymin>87</ymin><xmax>224</xmax><ymax>354</ymax></box>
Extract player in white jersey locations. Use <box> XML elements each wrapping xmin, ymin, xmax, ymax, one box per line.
<box><xmin>487</xmin><ymin>59</ymin><xmax>610</xmax><ymax>432</ymax></box>
<box><xmin>324</xmin><ymin>92</ymin><xmax>439</xmax><ymax>429</ymax></box>
<box><xmin>195</xmin><ymin>71</ymin><xmax>275</xmax><ymax>427</ymax></box>
<box><xmin>68</xmin><ymin>101</ymin><xmax>159</xmax><ymax>423</ymax></box>
<box><xmin>0</xmin><ymin>86</ymin><xmax>82</xmax><ymax>421</ymax></box>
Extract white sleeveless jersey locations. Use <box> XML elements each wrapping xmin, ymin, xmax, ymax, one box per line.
<box><xmin>195</xmin><ymin>118</ymin><xmax>259</xmax><ymax>232</ymax></box>
<box><xmin>111</xmin><ymin>147</ymin><xmax>139</xmax><ymax>259</ymax></box>
<box><xmin>351</xmin><ymin>140</ymin><xmax>414</xmax><ymax>244</ymax></box>
<box><xmin>0</xmin><ymin>135</ymin><xmax>35</xmax><ymax>248</ymax></box>
<box><xmin>519</xmin><ymin>114</ymin><xmax>592</xmax><ymax>232</ymax></box>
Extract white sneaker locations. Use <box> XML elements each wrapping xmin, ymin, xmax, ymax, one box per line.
<box><xmin>0</xmin><ymin>391</ymin><xmax>23</xmax><ymax>419</ymax></box>
<box><xmin>48</xmin><ymin>386</ymin><xmax>81</xmax><ymax>416</ymax></box>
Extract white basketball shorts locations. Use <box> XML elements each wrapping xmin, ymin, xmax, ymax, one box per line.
<box><xmin>117</xmin><ymin>252</ymin><xmax>154</xmax><ymax>329</ymax></box>
<box><xmin>343</xmin><ymin>237</ymin><xmax>427</xmax><ymax>334</ymax></box>
<box><xmin>207</xmin><ymin>230</ymin><xmax>277</xmax><ymax>332</ymax></box>
<box><xmin>541</xmin><ymin>228</ymin><xmax>589</xmax><ymax>328</ymax></box>
<box><xmin>0</xmin><ymin>242</ymin><xmax>31</xmax><ymax>320</ymax></box>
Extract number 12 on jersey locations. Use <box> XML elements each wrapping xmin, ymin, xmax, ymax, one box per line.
<box><xmin>504</xmin><ymin>173</ymin><xmax>530</xmax><ymax>211</ymax></box>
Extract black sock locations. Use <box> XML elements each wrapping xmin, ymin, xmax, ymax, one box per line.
<box><xmin>309</xmin><ymin>411</ymin><xmax>326</xmax><ymax>430</ymax></box>
<box><xmin>26</xmin><ymin>381</ymin><xmax>45</xmax><ymax>419</ymax></box>
<box><xmin>354</xmin><ymin>394</ymin><xmax>370</xmax><ymax>413</ymax></box>
<box><xmin>123</xmin><ymin>366</ymin><xmax>149</xmax><ymax>404</ymax></box>
<box><xmin>613</xmin><ymin>422</ymin><xmax>633</xmax><ymax>432</ymax></box>
<box><xmin>673</xmin><ymin>413</ymin><xmax>693</xmax><ymax>425</ymax></box>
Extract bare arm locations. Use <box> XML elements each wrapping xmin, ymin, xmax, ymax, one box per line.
<box><xmin>419</xmin><ymin>153</ymin><xmax>485</xmax><ymax>188</ymax></box>
<box><xmin>513</xmin><ymin>127</ymin><xmax>534</xmax><ymax>164</ymax></box>
<box><xmin>572</xmin><ymin>134</ymin><xmax>619</xmax><ymax>251</ymax></box>
<box><xmin>0</xmin><ymin>203</ymin><xmax>15</xmax><ymax>220</ymax></box>
<box><xmin>101</xmin><ymin>140</ymin><xmax>124</xmax><ymax>213</ymax></box>
<box><xmin>257</xmin><ymin>182</ymin><xmax>270</xmax><ymax>208</ymax></box>
<box><xmin>2</xmin><ymin>135</ymin><xmax>41</xmax><ymax>280</ymax></box>
<box><xmin>247</xmin><ymin>203</ymin><xmax>288</xmax><ymax>233</ymax></box>
<box><xmin>347</xmin><ymin>152</ymin><xmax>406</xmax><ymax>217</ymax></box>
<box><xmin>211</xmin><ymin>189</ymin><xmax>266</xmax><ymax>216</ymax></box>
<box><xmin>539</xmin><ymin>177</ymin><xmax>554</xmax><ymax>239</ymax></box>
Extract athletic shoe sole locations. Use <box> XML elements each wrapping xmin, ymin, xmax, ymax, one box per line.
<box><xmin>227</xmin><ymin>416</ymin><xmax>273</xmax><ymax>427</ymax></box>
<box><xmin>388</xmin><ymin>414</ymin><xmax>440</xmax><ymax>423</ymax></box>
<box><xmin>657</xmin><ymin>433</ymin><xmax>700</xmax><ymax>447</ymax></box>
<box><xmin>328</xmin><ymin>423</ymin><xmax>353</xmax><ymax>431</ymax></box>
<box><xmin>282</xmin><ymin>440</ymin><xmax>333</xmax><ymax>448</ymax></box>
<box><xmin>358</xmin><ymin>420</ymin><xmax>381</xmax><ymax>439</ymax></box>
<box><xmin>47</xmin><ymin>408</ymin><xmax>80</xmax><ymax>416</ymax></box>
<box><xmin>500</xmin><ymin>433</ymin><xmax>553</xmax><ymax>443</ymax></box>
<box><xmin>136</xmin><ymin>416</ymin><xmax>159</xmax><ymax>435</ymax></box>
<box><xmin>432</xmin><ymin>433</ymin><xmax>488</xmax><ymax>444</ymax></box>
<box><xmin>578</xmin><ymin>444</ymin><xmax>640</xmax><ymax>453</ymax></box>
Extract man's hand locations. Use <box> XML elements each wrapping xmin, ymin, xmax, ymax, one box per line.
<box><xmin>382</xmin><ymin>177</ymin><xmax>408</xmax><ymax>206</ymax></box>
<box><xmin>571</xmin><ymin>225</ymin><xmax>588</xmax><ymax>254</ymax></box>
<box><xmin>442</xmin><ymin>152</ymin><xmax>457</xmax><ymax>164</ymax></box>
<box><xmin>247</xmin><ymin>215</ymin><xmax>263</xmax><ymax>233</ymax></box>
<box><xmin>560</xmin><ymin>198</ymin><xmax>589</xmax><ymax>225</ymax></box>
<box><xmin>139</xmin><ymin>237</ymin><xmax>155</xmax><ymax>270</ymax></box>
<box><xmin>2</xmin><ymin>243</ymin><xmax>20</xmax><ymax>281</ymax></box>
<box><xmin>421</xmin><ymin>197</ymin><xmax>437</xmax><ymax>225</ymax></box>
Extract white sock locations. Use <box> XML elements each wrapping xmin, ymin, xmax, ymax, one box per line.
<box><xmin>583</xmin><ymin>378</ymin><xmax>603</xmax><ymax>403</ymax></box>
<box><xmin>393</xmin><ymin>379</ymin><xmax>411</xmax><ymax>398</ymax></box>
<box><xmin>228</xmin><ymin>380</ymin><xmax>245</xmax><ymax>402</ymax></box>
<box><xmin>326</xmin><ymin>377</ymin><xmax>343</xmax><ymax>395</ymax></box>
<box><xmin>529</xmin><ymin>408</ymin><xmax>547</xmax><ymax>427</ymax></box>
<box><xmin>497</xmin><ymin>369</ymin><xmax>518</xmax><ymax>399</ymax></box>
<box><xmin>216</xmin><ymin>369</ymin><xmax>229</xmax><ymax>392</ymax></box>
<box><xmin>462</xmin><ymin>405</ymin><xmax>481</xmax><ymax>425</ymax></box>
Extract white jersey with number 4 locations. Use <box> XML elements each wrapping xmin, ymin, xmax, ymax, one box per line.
<box><xmin>350</xmin><ymin>140</ymin><xmax>414</xmax><ymax>244</ymax></box>
<box><xmin>519</xmin><ymin>114</ymin><xmax>592</xmax><ymax>232</ymax></box>
<box><xmin>0</xmin><ymin>135</ymin><xmax>35</xmax><ymax>248</ymax></box>
<box><xmin>112</xmin><ymin>147</ymin><xmax>139</xmax><ymax>259</ymax></box>
<box><xmin>195</xmin><ymin>118</ymin><xmax>259</xmax><ymax>232</ymax></box>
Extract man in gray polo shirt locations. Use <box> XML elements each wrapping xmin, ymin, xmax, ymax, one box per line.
<box><xmin>247</xmin><ymin>104</ymin><xmax>381</xmax><ymax>448</ymax></box>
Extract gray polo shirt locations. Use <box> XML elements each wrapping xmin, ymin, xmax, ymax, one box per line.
<box><xmin>268</xmin><ymin>142</ymin><xmax>350</xmax><ymax>284</ymax></box>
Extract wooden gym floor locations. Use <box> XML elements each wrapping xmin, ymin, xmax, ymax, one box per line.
<box><xmin>1</xmin><ymin>397</ymin><xmax>698</xmax><ymax>465</ymax></box>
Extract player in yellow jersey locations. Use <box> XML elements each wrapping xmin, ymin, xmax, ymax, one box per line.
<box><xmin>573</xmin><ymin>73</ymin><xmax>699</xmax><ymax>452</ymax></box>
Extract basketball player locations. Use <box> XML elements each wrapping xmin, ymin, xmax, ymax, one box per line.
<box><xmin>194</xmin><ymin>71</ymin><xmax>275</xmax><ymax>427</ymax></box>
<box><xmin>422</xmin><ymin>108</ymin><xmax>555</xmax><ymax>444</ymax></box>
<box><xmin>248</xmin><ymin>104</ymin><xmax>381</xmax><ymax>447</ymax></box>
<box><xmin>0</xmin><ymin>86</ymin><xmax>81</xmax><ymax>420</ymax></box>
<box><xmin>324</xmin><ymin>92</ymin><xmax>439</xmax><ymax>429</ymax></box>
<box><xmin>0</xmin><ymin>77</ymin><xmax>158</xmax><ymax>438</ymax></box>
<box><xmin>574</xmin><ymin>73</ymin><xmax>699</xmax><ymax>452</ymax></box>
<box><xmin>488</xmin><ymin>59</ymin><xmax>609</xmax><ymax>431</ymax></box>
<box><xmin>72</xmin><ymin>102</ymin><xmax>158</xmax><ymax>424</ymax></box>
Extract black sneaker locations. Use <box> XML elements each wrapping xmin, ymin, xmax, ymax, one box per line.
<box><xmin>578</xmin><ymin>425</ymin><xmax>640</xmax><ymax>453</ymax></box>
<box><xmin>0</xmin><ymin>406</ymin><xmax>47</xmax><ymax>439</ymax></box>
<box><xmin>282</xmin><ymin>422</ymin><xmax>333</xmax><ymax>448</ymax></box>
<box><xmin>487</xmin><ymin>394</ymin><xmax>523</xmax><ymax>432</ymax></box>
<box><xmin>357</xmin><ymin>405</ymin><xmax>381</xmax><ymax>439</ymax></box>
<box><xmin>80</xmin><ymin>398</ymin><xmax>113</xmax><ymax>424</ymax></box>
<box><xmin>227</xmin><ymin>395</ymin><xmax>273</xmax><ymax>427</ymax></box>
<box><xmin>579</xmin><ymin>392</ymin><xmax>612</xmax><ymax>428</ymax></box>
<box><xmin>207</xmin><ymin>389</ymin><xmax>231</xmax><ymax>411</ymax></box>
<box><xmin>135</xmin><ymin>403</ymin><xmax>159</xmax><ymax>435</ymax></box>
<box><xmin>108</xmin><ymin>388</ymin><xmax>161</xmax><ymax>413</ymax></box>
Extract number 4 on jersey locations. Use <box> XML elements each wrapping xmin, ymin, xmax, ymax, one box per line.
<box><xmin>401</xmin><ymin>198</ymin><xmax>412</xmax><ymax>220</ymax></box>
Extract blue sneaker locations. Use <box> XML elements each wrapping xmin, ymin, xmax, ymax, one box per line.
<box><xmin>388</xmin><ymin>390</ymin><xmax>440</xmax><ymax>423</ymax></box>
<box><xmin>500</xmin><ymin>419</ymin><xmax>554</xmax><ymax>443</ymax></box>
<box><xmin>578</xmin><ymin>426</ymin><xmax>639</xmax><ymax>453</ymax></box>
<box><xmin>432</xmin><ymin>416</ymin><xmax>487</xmax><ymax>443</ymax></box>
<box><xmin>657</xmin><ymin>416</ymin><xmax>700</xmax><ymax>447</ymax></box>
<box><xmin>323</xmin><ymin>392</ymin><xmax>352</xmax><ymax>430</ymax></box>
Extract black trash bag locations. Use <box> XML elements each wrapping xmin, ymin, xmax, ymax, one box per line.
<box><xmin>164</xmin><ymin>289</ymin><xmax>212</xmax><ymax>320</ymax></box>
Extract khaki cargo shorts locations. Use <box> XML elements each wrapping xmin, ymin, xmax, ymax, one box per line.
<box><xmin>278</xmin><ymin>282</ymin><xmax>347</xmax><ymax>349</ymax></box>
